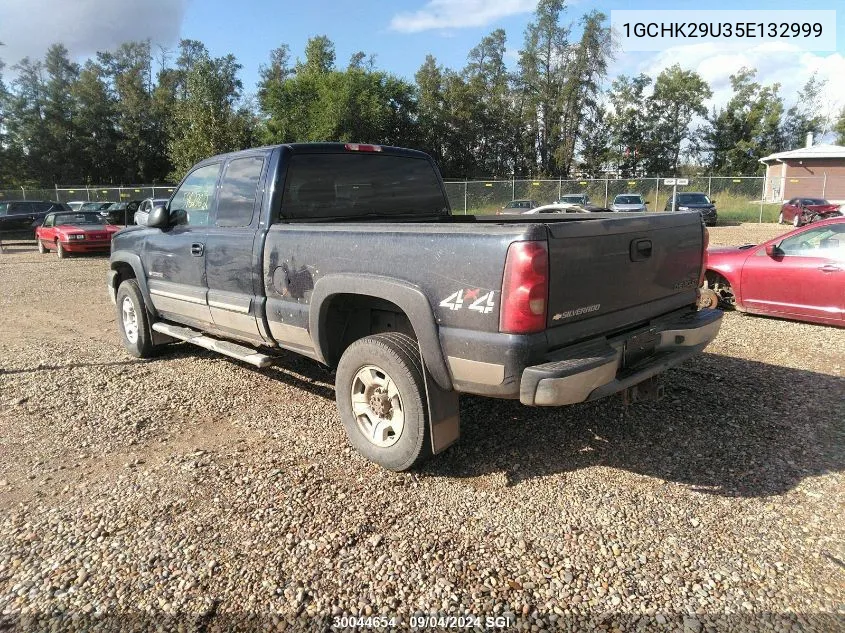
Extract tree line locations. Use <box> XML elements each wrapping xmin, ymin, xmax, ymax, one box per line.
<box><xmin>1</xmin><ymin>0</ymin><xmax>844</xmax><ymax>188</ymax></box>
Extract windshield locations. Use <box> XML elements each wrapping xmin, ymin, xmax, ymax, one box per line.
<box><xmin>80</xmin><ymin>202</ymin><xmax>106</xmax><ymax>211</ymax></box>
<box><xmin>108</xmin><ymin>203</ymin><xmax>128</xmax><ymax>210</ymax></box>
<box><xmin>615</xmin><ymin>195</ymin><xmax>642</xmax><ymax>204</ymax></box>
<box><xmin>281</xmin><ymin>153</ymin><xmax>448</xmax><ymax>220</ymax></box>
<box><xmin>54</xmin><ymin>212</ymin><xmax>107</xmax><ymax>226</ymax></box>
<box><xmin>677</xmin><ymin>193</ymin><xmax>711</xmax><ymax>205</ymax></box>
<box><xmin>801</xmin><ymin>198</ymin><xmax>828</xmax><ymax>205</ymax></box>
<box><xmin>506</xmin><ymin>200</ymin><xmax>532</xmax><ymax>209</ymax></box>
<box><xmin>559</xmin><ymin>195</ymin><xmax>586</xmax><ymax>203</ymax></box>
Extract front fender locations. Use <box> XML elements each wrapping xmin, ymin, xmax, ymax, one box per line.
<box><xmin>310</xmin><ymin>274</ymin><xmax>452</xmax><ymax>391</ymax></box>
<box><xmin>109</xmin><ymin>250</ymin><xmax>156</xmax><ymax>317</ymax></box>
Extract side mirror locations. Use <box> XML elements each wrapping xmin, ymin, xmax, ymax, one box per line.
<box><xmin>147</xmin><ymin>205</ymin><xmax>170</xmax><ymax>228</ymax></box>
<box><xmin>710</xmin><ymin>199</ymin><xmax>717</xmax><ymax>205</ymax></box>
<box><xmin>765</xmin><ymin>244</ymin><xmax>781</xmax><ymax>257</ymax></box>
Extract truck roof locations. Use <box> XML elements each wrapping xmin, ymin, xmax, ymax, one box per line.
<box><xmin>196</xmin><ymin>143</ymin><xmax>432</xmax><ymax>165</ymax></box>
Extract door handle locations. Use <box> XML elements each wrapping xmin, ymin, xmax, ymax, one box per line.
<box><xmin>190</xmin><ymin>243</ymin><xmax>204</xmax><ymax>257</ymax></box>
<box><xmin>818</xmin><ymin>264</ymin><xmax>841</xmax><ymax>273</ymax></box>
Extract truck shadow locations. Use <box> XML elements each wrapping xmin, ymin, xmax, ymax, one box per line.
<box><xmin>423</xmin><ymin>352</ymin><xmax>844</xmax><ymax>498</ymax></box>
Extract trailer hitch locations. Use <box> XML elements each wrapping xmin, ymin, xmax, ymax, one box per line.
<box><xmin>621</xmin><ymin>375</ymin><xmax>665</xmax><ymax>406</ymax></box>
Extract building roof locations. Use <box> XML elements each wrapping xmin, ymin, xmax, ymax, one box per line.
<box><xmin>759</xmin><ymin>144</ymin><xmax>845</xmax><ymax>164</ymax></box>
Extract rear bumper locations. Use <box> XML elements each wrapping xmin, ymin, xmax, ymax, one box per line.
<box><xmin>519</xmin><ymin>308</ymin><xmax>722</xmax><ymax>406</ymax></box>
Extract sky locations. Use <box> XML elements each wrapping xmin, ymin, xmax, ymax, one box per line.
<box><xmin>1</xmin><ymin>0</ymin><xmax>844</xmax><ymax>131</ymax></box>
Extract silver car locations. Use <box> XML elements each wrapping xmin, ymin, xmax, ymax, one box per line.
<box><xmin>611</xmin><ymin>194</ymin><xmax>648</xmax><ymax>212</ymax></box>
<box><xmin>133</xmin><ymin>197</ymin><xmax>170</xmax><ymax>226</ymax></box>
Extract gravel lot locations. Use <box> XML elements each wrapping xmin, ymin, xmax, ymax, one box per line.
<box><xmin>1</xmin><ymin>223</ymin><xmax>843</xmax><ymax>632</ymax></box>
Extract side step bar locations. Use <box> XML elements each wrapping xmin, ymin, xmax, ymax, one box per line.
<box><xmin>151</xmin><ymin>322</ymin><xmax>273</xmax><ymax>369</ymax></box>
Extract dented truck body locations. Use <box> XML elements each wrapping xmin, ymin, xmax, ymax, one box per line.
<box><xmin>108</xmin><ymin>143</ymin><xmax>721</xmax><ymax>470</ymax></box>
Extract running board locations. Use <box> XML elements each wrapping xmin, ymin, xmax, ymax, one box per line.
<box><xmin>152</xmin><ymin>322</ymin><xmax>273</xmax><ymax>369</ymax></box>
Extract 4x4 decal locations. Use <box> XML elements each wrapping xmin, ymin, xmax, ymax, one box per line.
<box><xmin>440</xmin><ymin>289</ymin><xmax>495</xmax><ymax>314</ymax></box>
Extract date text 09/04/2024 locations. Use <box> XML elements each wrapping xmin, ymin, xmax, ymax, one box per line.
<box><xmin>331</xmin><ymin>614</ymin><xmax>515</xmax><ymax>629</ymax></box>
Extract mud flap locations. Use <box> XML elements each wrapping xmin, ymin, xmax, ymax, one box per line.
<box><xmin>420</xmin><ymin>345</ymin><xmax>460</xmax><ymax>454</ymax></box>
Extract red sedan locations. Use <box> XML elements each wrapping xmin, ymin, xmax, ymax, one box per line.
<box><xmin>700</xmin><ymin>217</ymin><xmax>844</xmax><ymax>326</ymax></box>
<box><xmin>35</xmin><ymin>211</ymin><xmax>121</xmax><ymax>258</ymax></box>
<box><xmin>778</xmin><ymin>197</ymin><xmax>841</xmax><ymax>227</ymax></box>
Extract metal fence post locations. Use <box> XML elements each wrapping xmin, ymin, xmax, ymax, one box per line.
<box><xmin>558</xmin><ymin>178</ymin><xmax>562</xmax><ymax>201</ymax></box>
<box><xmin>86</xmin><ymin>187</ymin><xmax>91</xmax><ymax>201</ymax></box>
<box><xmin>512</xmin><ymin>177</ymin><xmax>515</xmax><ymax>201</ymax></box>
<box><xmin>822</xmin><ymin>173</ymin><xmax>827</xmax><ymax>198</ymax></box>
<box><xmin>463</xmin><ymin>182</ymin><xmax>468</xmax><ymax>215</ymax></box>
<box><xmin>20</xmin><ymin>186</ymin><xmax>25</xmax><ymax>200</ymax></box>
<box><xmin>654</xmin><ymin>178</ymin><xmax>659</xmax><ymax>209</ymax></box>
<box><xmin>758</xmin><ymin>177</ymin><xmax>766</xmax><ymax>223</ymax></box>
<box><xmin>707</xmin><ymin>176</ymin><xmax>712</xmax><ymax>199</ymax></box>
<box><xmin>604</xmin><ymin>178</ymin><xmax>609</xmax><ymax>207</ymax></box>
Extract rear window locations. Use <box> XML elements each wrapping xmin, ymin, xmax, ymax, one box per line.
<box><xmin>615</xmin><ymin>195</ymin><xmax>642</xmax><ymax>204</ymax></box>
<box><xmin>678</xmin><ymin>193</ymin><xmax>711</xmax><ymax>204</ymax></box>
<box><xmin>281</xmin><ymin>153</ymin><xmax>448</xmax><ymax>220</ymax></box>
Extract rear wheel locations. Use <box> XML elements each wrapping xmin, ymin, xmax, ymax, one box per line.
<box><xmin>116</xmin><ymin>279</ymin><xmax>158</xmax><ymax>358</ymax></box>
<box><xmin>335</xmin><ymin>332</ymin><xmax>431</xmax><ymax>471</ymax></box>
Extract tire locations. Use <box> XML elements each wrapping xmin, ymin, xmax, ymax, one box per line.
<box><xmin>116</xmin><ymin>279</ymin><xmax>158</xmax><ymax>358</ymax></box>
<box><xmin>37</xmin><ymin>240</ymin><xmax>47</xmax><ymax>254</ymax></box>
<box><xmin>335</xmin><ymin>332</ymin><xmax>431</xmax><ymax>471</ymax></box>
<box><xmin>56</xmin><ymin>241</ymin><xmax>66</xmax><ymax>258</ymax></box>
<box><xmin>777</xmin><ymin>212</ymin><xmax>784</xmax><ymax>224</ymax></box>
<box><xmin>793</xmin><ymin>213</ymin><xmax>801</xmax><ymax>228</ymax></box>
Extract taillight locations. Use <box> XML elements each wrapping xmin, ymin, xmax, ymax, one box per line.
<box><xmin>344</xmin><ymin>143</ymin><xmax>383</xmax><ymax>152</ymax></box>
<box><xmin>699</xmin><ymin>226</ymin><xmax>709</xmax><ymax>285</ymax></box>
<box><xmin>500</xmin><ymin>241</ymin><xmax>549</xmax><ymax>334</ymax></box>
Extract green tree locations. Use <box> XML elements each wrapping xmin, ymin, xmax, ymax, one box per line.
<box><xmin>73</xmin><ymin>60</ymin><xmax>119</xmax><ymax>183</ymax></box>
<box><xmin>168</xmin><ymin>52</ymin><xmax>255</xmax><ymax>177</ymax></box>
<box><xmin>833</xmin><ymin>107</ymin><xmax>845</xmax><ymax>145</ymax></box>
<box><xmin>557</xmin><ymin>11</ymin><xmax>612</xmax><ymax>176</ymax></box>
<box><xmin>645</xmin><ymin>64</ymin><xmax>711</xmax><ymax>175</ymax></box>
<box><xmin>414</xmin><ymin>55</ymin><xmax>446</xmax><ymax>168</ymax></box>
<box><xmin>42</xmin><ymin>44</ymin><xmax>81</xmax><ymax>182</ymax></box>
<box><xmin>700</xmin><ymin>68</ymin><xmax>784</xmax><ymax>174</ymax></box>
<box><xmin>517</xmin><ymin>0</ymin><xmax>569</xmax><ymax>176</ymax></box>
<box><xmin>578</xmin><ymin>103</ymin><xmax>611</xmax><ymax>177</ymax></box>
<box><xmin>6</xmin><ymin>57</ymin><xmax>48</xmax><ymax>184</ymax></box>
<box><xmin>781</xmin><ymin>73</ymin><xmax>827</xmax><ymax>149</ymax></box>
<box><xmin>607</xmin><ymin>74</ymin><xmax>652</xmax><ymax>176</ymax></box>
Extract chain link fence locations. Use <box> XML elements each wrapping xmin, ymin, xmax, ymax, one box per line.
<box><xmin>0</xmin><ymin>185</ymin><xmax>177</xmax><ymax>204</ymax></box>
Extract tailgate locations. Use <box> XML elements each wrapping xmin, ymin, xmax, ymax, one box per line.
<box><xmin>545</xmin><ymin>213</ymin><xmax>703</xmax><ymax>329</ymax></box>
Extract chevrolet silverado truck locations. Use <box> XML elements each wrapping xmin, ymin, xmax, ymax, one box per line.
<box><xmin>108</xmin><ymin>143</ymin><xmax>722</xmax><ymax>470</ymax></box>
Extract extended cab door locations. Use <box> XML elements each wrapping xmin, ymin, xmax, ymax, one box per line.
<box><xmin>203</xmin><ymin>153</ymin><xmax>268</xmax><ymax>343</ymax></box>
<box><xmin>142</xmin><ymin>162</ymin><xmax>221</xmax><ymax>329</ymax></box>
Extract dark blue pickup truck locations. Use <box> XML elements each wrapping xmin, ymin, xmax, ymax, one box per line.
<box><xmin>107</xmin><ymin>143</ymin><xmax>721</xmax><ymax>470</ymax></box>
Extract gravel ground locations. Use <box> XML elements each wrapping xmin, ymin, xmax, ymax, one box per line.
<box><xmin>0</xmin><ymin>223</ymin><xmax>843</xmax><ymax>632</ymax></box>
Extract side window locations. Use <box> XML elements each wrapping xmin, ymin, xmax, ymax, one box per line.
<box><xmin>0</xmin><ymin>202</ymin><xmax>7</xmax><ymax>216</ymax></box>
<box><xmin>779</xmin><ymin>226</ymin><xmax>845</xmax><ymax>259</ymax></box>
<box><xmin>45</xmin><ymin>215</ymin><xmax>54</xmax><ymax>227</ymax></box>
<box><xmin>216</xmin><ymin>156</ymin><xmax>265</xmax><ymax>227</ymax></box>
<box><xmin>169</xmin><ymin>163</ymin><xmax>221</xmax><ymax>227</ymax></box>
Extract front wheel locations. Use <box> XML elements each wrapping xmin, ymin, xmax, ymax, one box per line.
<box><xmin>116</xmin><ymin>279</ymin><xmax>158</xmax><ymax>358</ymax></box>
<box><xmin>777</xmin><ymin>212</ymin><xmax>784</xmax><ymax>224</ymax></box>
<box><xmin>793</xmin><ymin>213</ymin><xmax>802</xmax><ymax>228</ymax></box>
<box><xmin>56</xmin><ymin>241</ymin><xmax>66</xmax><ymax>258</ymax></box>
<box><xmin>335</xmin><ymin>333</ymin><xmax>431</xmax><ymax>471</ymax></box>
<box><xmin>37</xmin><ymin>240</ymin><xmax>47</xmax><ymax>254</ymax></box>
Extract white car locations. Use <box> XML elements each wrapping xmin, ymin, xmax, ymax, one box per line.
<box><xmin>521</xmin><ymin>203</ymin><xmax>593</xmax><ymax>215</ymax></box>
<box><xmin>133</xmin><ymin>197</ymin><xmax>170</xmax><ymax>225</ymax></box>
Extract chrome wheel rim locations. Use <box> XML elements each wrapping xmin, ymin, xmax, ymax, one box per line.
<box><xmin>350</xmin><ymin>365</ymin><xmax>404</xmax><ymax>448</ymax></box>
<box><xmin>121</xmin><ymin>296</ymin><xmax>139</xmax><ymax>344</ymax></box>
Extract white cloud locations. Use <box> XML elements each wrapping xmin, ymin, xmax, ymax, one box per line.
<box><xmin>390</xmin><ymin>0</ymin><xmax>537</xmax><ymax>33</ymax></box>
<box><xmin>635</xmin><ymin>43</ymin><xmax>845</xmax><ymax>128</ymax></box>
<box><xmin>0</xmin><ymin>0</ymin><xmax>187</xmax><ymax>68</ymax></box>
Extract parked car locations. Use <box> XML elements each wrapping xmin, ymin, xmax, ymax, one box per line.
<box><xmin>79</xmin><ymin>201</ymin><xmax>115</xmax><ymax>212</ymax></box>
<box><xmin>521</xmin><ymin>203</ymin><xmax>592</xmax><ymax>215</ymax></box>
<box><xmin>101</xmin><ymin>200</ymin><xmax>141</xmax><ymax>225</ymax></box>
<box><xmin>498</xmin><ymin>199</ymin><xmax>539</xmax><ymax>214</ymax></box>
<box><xmin>133</xmin><ymin>197</ymin><xmax>170</xmax><ymax>226</ymax></box>
<box><xmin>611</xmin><ymin>194</ymin><xmax>648</xmax><ymax>212</ymax></box>
<box><xmin>665</xmin><ymin>192</ymin><xmax>717</xmax><ymax>226</ymax></box>
<box><xmin>556</xmin><ymin>193</ymin><xmax>607</xmax><ymax>212</ymax></box>
<box><xmin>108</xmin><ymin>142</ymin><xmax>720</xmax><ymax>471</ymax></box>
<box><xmin>35</xmin><ymin>210</ymin><xmax>120</xmax><ymax>258</ymax></box>
<box><xmin>0</xmin><ymin>200</ymin><xmax>70</xmax><ymax>235</ymax></box>
<box><xmin>778</xmin><ymin>197</ymin><xmax>842</xmax><ymax>227</ymax></box>
<box><xmin>700</xmin><ymin>216</ymin><xmax>844</xmax><ymax>326</ymax></box>
<box><xmin>67</xmin><ymin>201</ymin><xmax>86</xmax><ymax>211</ymax></box>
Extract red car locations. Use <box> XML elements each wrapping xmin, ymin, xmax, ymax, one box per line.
<box><xmin>699</xmin><ymin>217</ymin><xmax>844</xmax><ymax>326</ymax></box>
<box><xmin>35</xmin><ymin>211</ymin><xmax>121</xmax><ymax>258</ymax></box>
<box><xmin>778</xmin><ymin>197</ymin><xmax>842</xmax><ymax>227</ymax></box>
